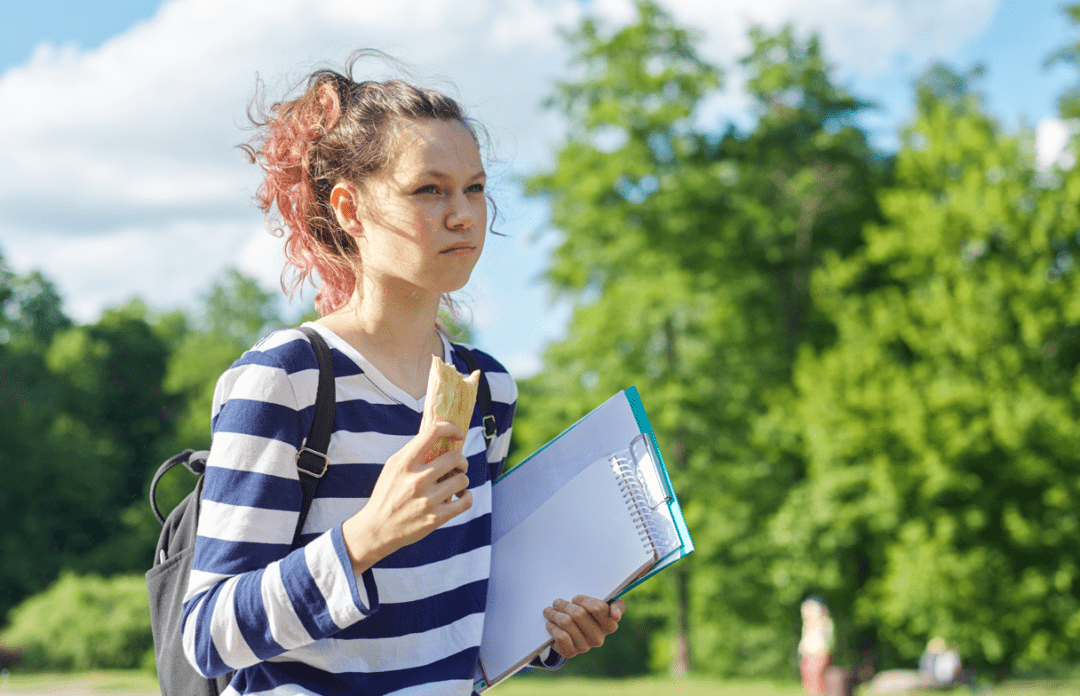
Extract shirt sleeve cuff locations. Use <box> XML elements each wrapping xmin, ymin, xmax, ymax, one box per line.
<box><xmin>529</xmin><ymin>647</ymin><xmax>565</xmax><ymax>670</ymax></box>
<box><xmin>329</xmin><ymin>524</ymin><xmax>380</xmax><ymax>618</ymax></box>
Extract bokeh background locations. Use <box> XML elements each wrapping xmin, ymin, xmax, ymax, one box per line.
<box><xmin>2</xmin><ymin>0</ymin><xmax>1080</xmax><ymax>689</ymax></box>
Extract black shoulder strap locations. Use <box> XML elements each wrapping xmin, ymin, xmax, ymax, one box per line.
<box><xmin>293</xmin><ymin>326</ymin><xmax>335</xmax><ymax>549</ymax></box>
<box><xmin>452</xmin><ymin>343</ymin><xmax>496</xmax><ymax>443</ymax></box>
<box><xmin>149</xmin><ymin>449</ymin><xmax>209</xmax><ymax>525</ymax></box>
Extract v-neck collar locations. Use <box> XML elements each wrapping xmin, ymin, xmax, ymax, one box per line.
<box><xmin>300</xmin><ymin>322</ymin><xmax>453</xmax><ymax>412</ymax></box>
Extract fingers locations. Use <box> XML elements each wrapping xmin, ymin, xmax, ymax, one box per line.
<box><xmin>544</xmin><ymin>619</ymin><xmax>579</xmax><ymax>658</ymax></box>
<box><xmin>543</xmin><ymin>596</ymin><xmax>621</xmax><ymax>658</ymax></box>
<box><xmin>413</xmin><ymin>422</ymin><xmax>469</xmax><ymax>479</ymax></box>
<box><xmin>408</xmin><ymin>421</ymin><xmax>465</xmax><ymax>464</ymax></box>
<box><xmin>432</xmin><ymin>463</ymin><xmax>471</xmax><ymax>504</ymax></box>
<box><xmin>574</xmin><ymin>595</ymin><xmax>622</xmax><ymax>634</ymax></box>
<box><xmin>439</xmin><ymin>487</ymin><xmax>473</xmax><ymax>517</ymax></box>
<box><xmin>428</xmin><ymin>449</ymin><xmax>469</xmax><ymax>482</ymax></box>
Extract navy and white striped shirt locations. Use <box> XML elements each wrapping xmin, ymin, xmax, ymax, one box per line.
<box><xmin>182</xmin><ymin>324</ymin><xmax>526</xmax><ymax>695</ymax></box>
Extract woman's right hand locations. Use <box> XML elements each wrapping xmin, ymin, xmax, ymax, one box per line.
<box><xmin>341</xmin><ymin>421</ymin><xmax>472</xmax><ymax>575</ymax></box>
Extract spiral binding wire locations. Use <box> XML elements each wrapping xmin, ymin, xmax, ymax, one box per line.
<box><xmin>611</xmin><ymin>455</ymin><xmax>676</xmax><ymax>561</ymax></box>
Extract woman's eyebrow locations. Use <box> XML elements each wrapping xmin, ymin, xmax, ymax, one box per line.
<box><xmin>415</xmin><ymin>168</ymin><xmax>486</xmax><ymax>181</ymax></box>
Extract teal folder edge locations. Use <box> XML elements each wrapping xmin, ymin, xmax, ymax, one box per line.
<box><xmin>497</xmin><ymin>387</ymin><xmax>694</xmax><ymax>590</ymax></box>
<box><xmin>618</xmin><ymin>387</ymin><xmax>694</xmax><ymax>596</ymax></box>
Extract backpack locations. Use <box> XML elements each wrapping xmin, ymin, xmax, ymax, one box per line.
<box><xmin>145</xmin><ymin>329</ymin><xmax>496</xmax><ymax>695</ymax></box>
<box><xmin>146</xmin><ymin>327</ymin><xmax>334</xmax><ymax>696</ymax></box>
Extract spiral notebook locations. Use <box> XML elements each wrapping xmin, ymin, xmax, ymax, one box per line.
<box><xmin>475</xmin><ymin>388</ymin><xmax>693</xmax><ymax>691</ymax></box>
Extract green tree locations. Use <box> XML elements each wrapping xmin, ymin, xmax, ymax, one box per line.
<box><xmin>762</xmin><ymin>65</ymin><xmax>1080</xmax><ymax>676</ymax></box>
<box><xmin>46</xmin><ymin>300</ymin><xmax>177</xmax><ymax>508</ymax></box>
<box><xmin>0</xmin><ymin>263</ymin><xmax>282</xmax><ymax>620</ymax></box>
<box><xmin>40</xmin><ymin>299</ymin><xmax>182</xmax><ymax>575</ymax></box>
<box><xmin>0</xmin><ymin>266</ymin><xmax>70</xmax><ymax>346</ymax></box>
<box><xmin>522</xmin><ymin>2</ymin><xmax>721</xmax><ymax>676</ymax></box>
<box><xmin>521</xmin><ymin>3</ymin><xmax>883</xmax><ymax>677</ymax></box>
<box><xmin>0</xmin><ymin>254</ymin><xmax>112</xmax><ymax>620</ymax></box>
<box><xmin>203</xmin><ymin>268</ymin><xmax>283</xmax><ymax>348</ymax></box>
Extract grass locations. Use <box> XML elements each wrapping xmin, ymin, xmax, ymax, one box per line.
<box><xmin>0</xmin><ymin>670</ymin><xmax>160</xmax><ymax>693</ymax></box>
<box><xmin>0</xmin><ymin>671</ymin><xmax>1076</xmax><ymax>695</ymax></box>
<box><xmin>499</xmin><ymin>676</ymin><xmax>806</xmax><ymax>696</ymax></box>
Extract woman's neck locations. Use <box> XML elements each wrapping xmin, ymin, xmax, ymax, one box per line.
<box><xmin>318</xmin><ymin>282</ymin><xmax>445</xmax><ymax>400</ymax></box>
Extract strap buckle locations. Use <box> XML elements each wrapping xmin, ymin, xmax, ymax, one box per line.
<box><xmin>296</xmin><ymin>448</ymin><xmax>329</xmax><ymax>478</ymax></box>
<box><xmin>483</xmin><ymin>414</ymin><xmax>497</xmax><ymax>442</ymax></box>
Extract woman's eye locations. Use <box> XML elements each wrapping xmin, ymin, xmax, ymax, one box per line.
<box><xmin>467</xmin><ymin>183</ymin><xmax>485</xmax><ymax>194</ymax></box>
<box><xmin>415</xmin><ymin>185</ymin><xmax>439</xmax><ymax>194</ymax></box>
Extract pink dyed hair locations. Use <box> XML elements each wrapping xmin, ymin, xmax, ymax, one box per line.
<box><xmin>242</xmin><ymin>53</ymin><xmax>485</xmax><ymax>316</ymax></box>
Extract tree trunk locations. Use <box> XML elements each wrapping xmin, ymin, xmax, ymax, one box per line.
<box><xmin>670</xmin><ymin>563</ymin><xmax>693</xmax><ymax>677</ymax></box>
<box><xmin>662</xmin><ymin>317</ymin><xmax>693</xmax><ymax>677</ymax></box>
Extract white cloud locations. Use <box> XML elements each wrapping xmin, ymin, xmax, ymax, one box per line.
<box><xmin>235</xmin><ymin>224</ymin><xmax>290</xmax><ymax>291</ymax></box>
<box><xmin>2</xmin><ymin>218</ymin><xmax>261</xmax><ymax>322</ymax></box>
<box><xmin>661</xmin><ymin>0</ymin><xmax>998</xmax><ymax>74</ymax></box>
<box><xmin>501</xmin><ymin>352</ymin><xmax>545</xmax><ymax>379</ymax></box>
<box><xmin>1035</xmin><ymin>117</ymin><xmax>1077</xmax><ymax>171</ymax></box>
<box><xmin>0</xmin><ymin>0</ymin><xmax>588</xmax><ymax>327</ymax></box>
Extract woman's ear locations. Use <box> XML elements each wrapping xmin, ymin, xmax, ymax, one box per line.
<box><xmin>331</xmin><ymin>182</ymin><xmax>362</xmax><ymax>236</ymax></box>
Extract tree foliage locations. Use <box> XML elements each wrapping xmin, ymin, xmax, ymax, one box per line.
<box><xmin>0</xmin><ymin>263</ymin><xmax>283</xmax><ymax>626</ymax></box>
<box><xmin>522</xmin><ymin>1</ymin><xmax>883</xmax><ymax>678</ymax></box>
<box><xmin>763</xmin><ymin>65</ymin><xmax>1080</xmax><ymax>674</ymax></box>
<box><xmin>163</xmin><ymin>269</ymin><xmax>282</xmax><ymax>449</ymax></box>
<box><xmin>0</xmin><ymin>255</ymin><xmax>106</xmax><ymax>620</ymax></box>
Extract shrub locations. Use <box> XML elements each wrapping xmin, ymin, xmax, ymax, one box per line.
<box><xmin>1</xmin><ymin>572</ymin><xmax>152</xmax><ymax>670</ymax></box>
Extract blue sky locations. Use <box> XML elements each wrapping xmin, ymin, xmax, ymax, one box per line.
<box><xmin>3</xmin><ymin>1</ymin><xmax>163</xmax><ymax>67</ymax></box>
<box><xmin>1</xmin><ymin>0</ymin><xmax>1078</xmax><ymax>376</ymax></box>
<box><xmin>960</xmin><ymin>0</ymin><xmax>1075</xmax><ymax>126</ymax></box>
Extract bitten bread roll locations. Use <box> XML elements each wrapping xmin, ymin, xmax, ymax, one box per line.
<box><xmin>421</xmin><ymin>355</ymin><xmax>480</xmax><ymax>468</ymax></box>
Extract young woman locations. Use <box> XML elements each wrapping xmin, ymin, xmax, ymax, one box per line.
<box><xmin>181</xmin><ymin>56</ymin><xmax>624</xmax><ymax>695</ymax></box>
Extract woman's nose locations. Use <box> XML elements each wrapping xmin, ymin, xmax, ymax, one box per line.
<box><xmin>446</xmin><ymin>191</ymin><xmax>476</xmax><ymax>230</ymax></box>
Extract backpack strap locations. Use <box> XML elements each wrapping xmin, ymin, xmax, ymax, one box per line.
<box><xmin>149</xmin><ymin>449</ymin><xmax>210</xmax><ymax>525</ymax></box>
<box><xmin>293</xmin><ymin>326</ymin><xmax>335</xmax><ymax>549</ymax></box>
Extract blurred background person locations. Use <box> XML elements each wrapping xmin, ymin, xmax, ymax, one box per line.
<box><xmin>799</xmin><ymin>596</ymin><xmax>835</xmax><ymax>695</ymax></box>
<box><xmin>920</xmin><ymin>637</ymin><xmax>969</xmax><ymax>687</ymax></box>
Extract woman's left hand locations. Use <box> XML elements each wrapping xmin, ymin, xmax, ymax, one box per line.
<box><xmin>542</xmin><ymin>596</ymin><xmax>625</xmax><ymax>659</ymax></box>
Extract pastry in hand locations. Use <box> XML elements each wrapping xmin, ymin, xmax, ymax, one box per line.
<box><xmin>421</xmin><ymin>355</ymin><xmax>480</xmax><ymax>478</ymax></box>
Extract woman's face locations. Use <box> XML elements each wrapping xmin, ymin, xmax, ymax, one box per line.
<box><xmin>352</xmin><ymin>118</ymin><xmax>487</xmax><ymax>299</ymax></box>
